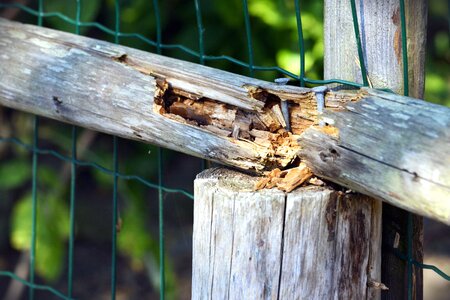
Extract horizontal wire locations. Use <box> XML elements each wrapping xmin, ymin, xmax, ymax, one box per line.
<box><xmin>0</xmin><ymin>271</ymin><xmax>73</xmax><ymax>300</ymax></box>
<box><xmin>393</xmin><ymin>250</ymin><xmax>450</xmax><ymax>281</ymax></box>
<box><xmin>0</xmin><ymin>136</ymin><xmax>193</xmax><ymax>199</ymax></box>
<box><xmin>0</xmin><ymin>2</ymin><xmax>362</xmax><ymax>88</ymax></box>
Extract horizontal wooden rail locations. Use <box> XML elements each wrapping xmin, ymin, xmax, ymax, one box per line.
<box><xmin>0</xmin><ymin>18</ymin><xmax>449</xmax><ymax>224</ymax></box>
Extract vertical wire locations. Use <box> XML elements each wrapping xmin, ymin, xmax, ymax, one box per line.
<box><xmin>193</xmin><ymin>0</ymin><xmax>209</xmax><ymax>169</ymax></box>
<box><xmin>67</xmin><ymin>126</ymin><xmax>77</xmax><ymax>298</ymax></box>
<box><xmin>407</xmin><ymin>212</ymin><xmax>413</xmax><ymax>300</ymax></box>
<box><xmin>29</xmin><ymin>2</ymin><xmax>44</xmax><ymax>299</ymax></box>
<box><xmin>29</xmin><ymin>117</ymin><xmax>39</xmax><ymax>300</ymax></box>
<box><xmin>111</xmin><ymin>1</ymin><xmax>121</xmax><ymax>299</ymax></box>
<box><xmin>75</xmin><ymin>0</ymin><xmax>81</xmax><ymax>35</ymax></box>
<box><xmin>242</xmin><ymin>0</ymin><xmax>254</xmax><ymax>77</ymax></box>
<box><xmin>158</xmin><ymin>148</ymin><xmax>165</xmax><ymax>300</ymax></box>
<box><xmin>151</xmin><ymin>1</ymin><xmax>165</xmax><ymax>298</ymax></box>
<box><xmin>294</xmin><ymin>0</ymin><xmax>306</xmax><ymax>86</ymax></box>
<box><xmin>37</xmin><ymin>0</ymin><xmax>43</xmax><ymax>26</ymax></box>
<box><xmin>399</xmin><ymin>0</ymin><xmax>409</xmax><ymax>96</ymax></box>
<box><xmin>114</xmin><ymin>0</ymin><xmax>120</xmax><ymax>44</ymax></box>
<box><xmin>67</xmin><ymin>1</ymin><xmax>81</xmax><ymax>297</ymax></box>
<box><xmin>399</xmin><ymin>0</ymin><xmax>412</xmax><ymax>298</ymax></box>
<box><xmin>194</xmin><ymin>0</ymin><xmax>205</xmax><ymax>65</ymax></box>
<box><xmin>349</xmin><ymin>0</ymin><xmax>369</xmax><ymax>86</ymax></box>
<box><xmin>152</xmin><ymin>0</ymin><xmax>162</xmax><ymax>54</ymax></box>
<box><xmin>111</xmin><ymin>137</ymin><xmax>119</xmax><ymax>300</ymax></box>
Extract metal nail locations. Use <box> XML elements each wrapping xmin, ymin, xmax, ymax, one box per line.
<box><xmin>311</xmin><ymin>86</ymin><xmax>328</xmax><ymax>126</ymax></box>
<box><xmin>275</xmin><ymin>78</ymin><xmax>291</xmax><ymax>132</ymax></box>
<box><xmin>274</xmin><ymin>78</ymin><xmax>291</xmax><ymax>85</ymax></box>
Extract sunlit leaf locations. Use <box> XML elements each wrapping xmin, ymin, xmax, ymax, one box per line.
<box><xmin>276</xmin><ymin>49</ymin><xmax>300</xmax><ymax>75</ymax></box>
<box><xmin>10</xmin><ymin>194</ymin><xmax>70</xmax><ymax>281</ymax></box>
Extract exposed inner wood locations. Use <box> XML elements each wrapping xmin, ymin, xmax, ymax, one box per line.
<box><xmin>151</xmin><ymin>75</ymin><xmax>361</xmax><ymax>175</ymax></box>
<box><xmin>254</xmin><ymin>162</ymin><xmax>314</xmax><ymax>192</ymax></box>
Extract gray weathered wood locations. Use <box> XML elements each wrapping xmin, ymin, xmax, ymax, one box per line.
<box><xmin>324</xmin><ymin>0</ymin><xmax>427</xmax><ymax>99</ymax></box>
<box><xmin>298</xmin><ymin>88</ymin><xmax>450</xmax><ymax>225</ymax></box>
<box><xmin>192</xmin><ymin>168</ymin><xmax>383</xmax><ymax>299</ymax></box>
<box><xmin>0</xmin><ymin>18</ymin><xmax>448</xmax><ymax>224</ymax></box>
<box><xmin>0</xmin><ymin>18</ymin><xmax>310</xmax><ymax>173</ymax></box>
<box><xmin>324</xmin><ymin>0</ymin><xmax>427</xmax><ymax>298</ymax></box>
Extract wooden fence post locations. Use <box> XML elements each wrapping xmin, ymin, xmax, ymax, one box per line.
<box><xmin>324</xmin><ymin>0</ymin><xmax>427</xmax><ymax>298</ymax></box>
<box><xmin>192</xmin><ymin>168</ymin><xmax>382</xmax><ymax>299</ymax></box>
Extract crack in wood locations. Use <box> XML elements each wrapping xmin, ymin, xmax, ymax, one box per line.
<box><xmin>148</xmin><ymin>75</ymin><xmax>354</xmax><ymax>187</ymax></box>
<box><xmin>152</xmin><ymin>77</ymin><xmax>308</xmax><ymax>170</ymax></box>
<box><xmin>107</xmin><ymin>47</ymin><xmax>353</xmax><ymax>174</ymax></box>
<box><xmin>338</xmin><ymin>144</ymin><xmax>450</xmax><ymax>189</ymax></box>
<box><xmin>113</xmin><ymin>53</ymin><xmax>128</xmax><ymax>63</ymax></box>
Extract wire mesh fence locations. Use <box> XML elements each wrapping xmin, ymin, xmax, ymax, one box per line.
<box><xmin>0</xmin><ymin>0</ymin><xmax>449</xmax><ymax>299</ymax></box>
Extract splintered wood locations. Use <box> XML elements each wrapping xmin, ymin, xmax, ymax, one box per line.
<box><xmin>152</xmin><ymin>76</ymin><xmax>353</xmax><ymax>192</ymax></box>
<box><xmin>254</xmin><ymin>163</ymin><xmax>314</xmax><ymax>192</ymax></box>
<box><xmin>152</xmin><ymin>78</ymin><xmax>353</xmax><ymax>192</ymax></box>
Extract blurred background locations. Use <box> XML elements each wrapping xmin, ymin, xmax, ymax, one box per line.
<box><xmin>0</xmin><ymin>0</ymin><xmax>449</xmax><ymax>299</ymax></box>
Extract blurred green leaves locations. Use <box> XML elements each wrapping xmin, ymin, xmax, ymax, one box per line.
<box><xmin>0</xmin><ymin>159</ymin><xmax>30</xmax><ymax>189</ymax></box>
<box><xmin>249</xmin><ymin>0</ymin><xmax>292</xmax><ymax>27</ymax></box>
<box><xmin>44</xmin><ymin>0</ymin><xmax>101</xmax><ymax>34</ymax></box>
<box><xmin>11</xmin><ymin>192</ymin><xmax>69</xmax><ymax>281</ymax></box>
<box><xmin>247</xmin><ymin>0</ymin><xmax>323</xmax><ymax>79</ymax></box>
<box><xmin>424</xmin><ymin>0</ymin><xmax>449</xmax><ymax>107</ymax></box>
<box><xmin>117</xmin><ymin>184</ymin><xmax>177</xmax><ymax>299</ymax></box>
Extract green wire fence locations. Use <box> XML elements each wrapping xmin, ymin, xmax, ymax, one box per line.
<box><xmin>0</xmin><ymin>0</ymin><xmax>449</xmax><ymax>299</ymax></box>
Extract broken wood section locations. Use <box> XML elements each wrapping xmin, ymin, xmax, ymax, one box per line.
<box><xmin>254</xmin><ymin>163</ymin><xmax>313</xmax><ymax>193</ymax></box>
<box><xmin>0</xmin><ymin>18</ymin><xmax>319</xmax><ymax>173</ymax></box>
<box><xmin>0</xmin><ymin>18</ymin><xmax>449</xmax><ymax>224</ymax></box>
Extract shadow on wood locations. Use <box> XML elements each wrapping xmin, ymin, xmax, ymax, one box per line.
<box><xmin>192</xmin><ymin>168</ymin><xmax>383</xmax><ymax>299</ymax></box>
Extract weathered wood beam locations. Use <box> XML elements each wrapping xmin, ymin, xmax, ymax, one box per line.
<box><xmin>298</xmin><ymin>88</ymin><xmax>450</xmax><ymax>226</ymax></box>
<box><xmin>0</xmin><ymin>18</ymin><xmax>310</xmax><ymax>172</ymax></box>
<box><xmin>0</xmin><ymin>18</ymin><xmax>449</xmax><ymax>224</ymax></box>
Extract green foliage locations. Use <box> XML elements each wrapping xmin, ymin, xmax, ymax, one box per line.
<box><xmin>44</xmin><ymin>0</ymin><xmax>102</xmax><ymax>34</ymax></box>
<box><xmin>118</xmin><ymin>183</ymin><xmax>178</xmax><ymax>299</ymax></box>
<box><xmin>7</xmin><ymin>161</ymin><xmax>70</xmax><ymax>282</ymax></box>
<box><xmin>0</xmin><ymin>159</ymin><xmax>30</xmax><ymax>189</ymax></box>
<box><xmin>11</xmin><ymin>192</ymin><xmax>69</xmax><ymax>281</ymax></box>
<box><xmin>424</xmin><ymin>0</ymin><xmax>450</xmax><ymax>107</ymax></box>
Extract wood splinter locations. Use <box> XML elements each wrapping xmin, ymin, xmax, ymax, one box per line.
<box><xmin>255</xmin><ymin>163</ymin><xmax>313</xmax><ymax>192</ymax></box>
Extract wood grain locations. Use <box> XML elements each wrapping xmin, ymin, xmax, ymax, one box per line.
<box><xmin>324</xmin><ymin>1</ymin><xmax>427</xmax><ymax>298</ymax></box>
<box><xmin>192</xmin><ymin>168</ymin><xmax>382</xmax><ymax>299</ymax></box>
<box><xmin>0</xmin><ymin>18</ymin><xmax>311</xmax><ymax>172</ymax></box>
<box><xmin>324</xmin><ymin>0</ymin><xmax>427</xmax><ymax>98</ymax></box>
<box><xmin>298</xmin><ymin>88</ymin><xmax>450</xmax><ymax>225</ymax></box>
<box><xmin>0</xmin><ymin>18</ymin><xmax>447</xmax><ymax>225</ymax></box>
